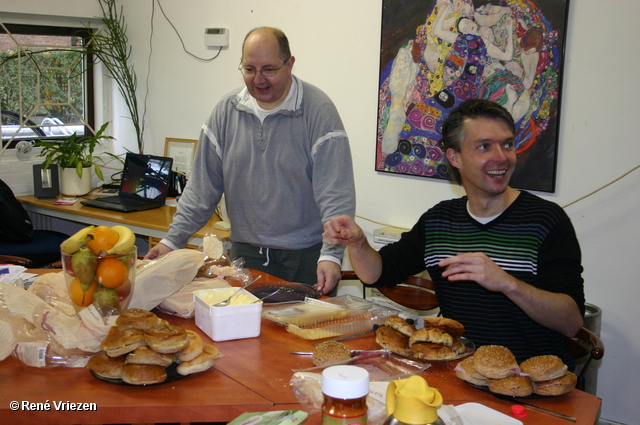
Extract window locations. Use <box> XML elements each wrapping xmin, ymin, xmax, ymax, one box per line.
<box><xmin>0</xmin><ymin>24</ymin><xmax>94</xmax><ymax>149</ymax></box>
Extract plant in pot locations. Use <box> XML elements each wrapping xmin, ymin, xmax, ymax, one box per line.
<box><xmin>36</xmin><ymin>122</ymin><xmax>123</xmax><ymax>196</ymax></box>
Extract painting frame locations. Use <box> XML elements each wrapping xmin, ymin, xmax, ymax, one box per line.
<box><xmin>375</xmin><ymin>0</ymin><xmax>570</xmax><ymax>192</ymax></box>
<box><xmin>164</xmin><ymin>137</ymin><xmax>198</xmax><ymax>177</ymax></box>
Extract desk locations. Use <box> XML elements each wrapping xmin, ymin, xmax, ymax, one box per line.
<box><xmin>0</xmin><ymin>271</ymin><xmax>601</xmax><ymax>425</ymax></box>
<box><xmin>17</xmin><ymin>195</ymin><xmax>229</xmax><ymax>248</ymax></box>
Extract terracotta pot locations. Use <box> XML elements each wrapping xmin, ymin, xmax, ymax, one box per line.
<box><xmin>60</xmin><ymin>167</ymin><xmax>92</xmax><ymax>196</ymax></box>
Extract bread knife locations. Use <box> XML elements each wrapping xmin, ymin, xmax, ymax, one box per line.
<box><xmin>492</xmin><ymin>393</ymin><xmax>577</xmax><ymax>421</ymax></box>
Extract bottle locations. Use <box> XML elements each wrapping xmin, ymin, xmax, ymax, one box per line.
<box><xmin>321</xmin><ymin>365</ymin><xmax>369</xmax><ymax>425</ymax></box>
<box><xmin>382</xmin><ymin>375</ymin><xmax>445</xmax><ymax>425</ymax></box>
<box><xmin>12</xmin><ymin>342</ymin><xmax>90</xmax><ymax>368</ymax></box>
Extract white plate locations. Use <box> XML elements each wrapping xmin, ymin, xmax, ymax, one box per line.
<box><xmin>454</xmin><ymin>403</ymin><xmax>523</xmax><ymax>425</ymax></box>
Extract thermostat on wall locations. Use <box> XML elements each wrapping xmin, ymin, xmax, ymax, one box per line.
<box><xmin>205</xmin><ymin>28</ymin><xmax>229</xmax><ymax>47</ymax></box>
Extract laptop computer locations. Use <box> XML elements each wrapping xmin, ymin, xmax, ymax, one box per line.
<box><xmin>81</xmin><ymin>153</ymin><xmax>173</xmax><ymax>213</ymax></box>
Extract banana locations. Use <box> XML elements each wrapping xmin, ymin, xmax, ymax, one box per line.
<box><xmin>60</xmin><ymin>225</ymin><xmax>96</xmax><ymax>255</ymax></box>
<box><xmin>106</xmin><ymin>225</ymin><xmax>136</xmax><ymax>255</ymax></box>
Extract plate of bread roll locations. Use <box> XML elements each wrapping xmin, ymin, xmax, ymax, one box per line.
<box><xmin>87</xmin><ymin>308</ymin><xmax>221</xmax><ymax>385</ymax></box>
<box><xmin>374</xmin><ymin>315</ymin><xmax>474</xmax><ymax>362</ymax></box>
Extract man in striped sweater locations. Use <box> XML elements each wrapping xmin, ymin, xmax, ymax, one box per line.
<box><xmin>324</xmin><ymin>99</ymin><xmax>584</xmax><ymax>367</ymax></box>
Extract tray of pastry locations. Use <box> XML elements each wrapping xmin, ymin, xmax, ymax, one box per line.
<box><xmin>262</xmin><ymin>295</ymin><xmax>400</xmax><ymax>340</ymax></box>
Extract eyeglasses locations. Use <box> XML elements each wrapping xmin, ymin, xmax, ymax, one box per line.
<box><xmin>238</xmin><ymin>58</ymin><xmax>290</xmax><ymax>78</ymax></box>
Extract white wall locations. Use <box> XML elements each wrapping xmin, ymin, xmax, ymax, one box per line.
<box><xmin>1</xmin><ymin>1</ymin><xmax>639</xmax><ymax>424</ymax></box>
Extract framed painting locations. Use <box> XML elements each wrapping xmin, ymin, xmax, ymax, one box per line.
<box><xmin>375</xmin><ymin>0</ymin><xmax>570</xmax><ymax>192</ymax></box>
<box><xmin>164</xmin><ymin>137</ymin><xmax>197</xmax><ymax>177</ymax></box>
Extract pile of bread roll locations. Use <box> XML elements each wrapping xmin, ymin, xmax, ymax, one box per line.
<box><xmin>87</xmin><ymin>308</ymin><xmax>220</xmax><ymax>385</ymax></box>
<box><xmin>455</xmin><ymin>344</ymin><xmax>577</xmax><ymax>396</ymax></box>
<box><xmin>374</xmin><ymin>315</ymin><xmax>469</xmax><ymax>361</ymax></box>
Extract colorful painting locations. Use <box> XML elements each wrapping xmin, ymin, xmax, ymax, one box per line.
<box><xmin>376</xmin><ymin>0</ymin><xmax>570</xmax><ymax>192</ymax></box>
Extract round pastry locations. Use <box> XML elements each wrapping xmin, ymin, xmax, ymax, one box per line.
<box><xmin>177</xmin><ymin>330</ymin><xmax>205</xmax><ymax>362</ymax></box>
<box><xmin>384</xmin><ymin>315</ymin><xmax>417</xmax><ymax>337</ymax></box>
<box><xmin>103</xmin><ymin>328</ymin><xmax>147</xmax><ymax>357</ymax></box>
<box><xmin>144</xmin><ymin>324</ymin><xmax>190</xmax><ymax>354</ymax></box>
<box><xmin>520</xmin><ymin>355</ymin><xmax>568</xmax><ymax>382</ymax></box>
<box><xmin>533</xmin><ymin>371</ymin><xmax>577</xmax><ymax>396</ymax></box>
<box><xmin>86</xmin><ymin>351</ymin><xmax>126</xmax><ymax>379</ymax></box>
<box><xmin>116</xmin><ymin>308</ymin><xmax>161</xmax><ymax>331</ymax></box>
<box><xmin>177</xmin><ymin>344</ymin><xmax>220</xmax><ymax>376</ymax></box>
<box><xmin>126</xmin><ymin>346</ymin><xmax>175</xmax><ymax>367</ymax></box>
<box><xmin>488</xmin><ymin>375</ymin><xmax>533</xmax><ymax>397</ymax></box>
<box><xmin>408</xmin><ymin>342</ymin><xmax>456</xmax><ymax>360</ymax></box>
<box><xmin>375</xmin><ymin>325</ymin><xmax>409</xmax><ymax>354</ymax></box>
<box><xmin>312</xmin><ymin>341</ymin><xmax>351</xmax><ymax>366</ymax></box>
<box><xmin>100</xmin><ymin>326</ymin><xmax>120</xmax><ymax>351</ymax></box>
<box><xmin>422</xmin><ymin>317</ymin><xmax>465</xmax><ymax>339</ymax></box>
<box><xmin>409</xmin><ymin>327</ymin><xmax>454</xmax><ymax>347</ymax></box>
<box><xmin>472</xmin><ymin>345</ymin><xmax>520</xmax><ymax>379</ymax></box>
<box><xmin>121</xmin><ymin>363</ymin><xmax>168</xmax><ymax>385</ymax></box>
<box><xmin>455</xmin><ymin>356</ymin><xmax>488</xmax><ymax>386</ymax></box>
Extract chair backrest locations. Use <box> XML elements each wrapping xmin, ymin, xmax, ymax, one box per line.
<box><xmin>341</xmin><ymin>271</ymin><xmax>438</xmax><ymax>311</ymax></box>
<box><xmin>571</xmin><ymin>326</ymin><xmax>604</xmax><ymax>391</ymax></box>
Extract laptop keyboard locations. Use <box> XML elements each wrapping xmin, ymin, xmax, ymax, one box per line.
<box><xmin>99</xmin><ymin>196</ymin><xmax>151</xmax><ymax>207</ymax></box>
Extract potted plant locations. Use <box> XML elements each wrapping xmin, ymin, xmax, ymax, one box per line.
<box><xmin>36</xmin><ymin>122</ymin><xmax>122</xmax><ymax>196</ymax></box>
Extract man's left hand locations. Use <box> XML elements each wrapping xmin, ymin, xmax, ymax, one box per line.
<box><xmin>314</xmin><ymin>261</ymin><xmax>342</xmax><ymax>294</ymax></box>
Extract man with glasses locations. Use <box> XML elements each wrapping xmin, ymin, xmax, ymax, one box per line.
<box><xmin>146</xmin><ymin>27</ymin><xmax>355</xmax><ymax>296</ymax></box>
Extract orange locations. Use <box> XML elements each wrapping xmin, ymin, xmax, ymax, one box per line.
<box><xmin>69</xmin><ymin>277</ymin><xmax>98</xmax><ymax>307</ymax></box>
<box><xmin>86</xmin><ymin>225</ymin><xmax>119</xmax><ymax>255</ymax></box>
<box><xmin>95</xmin><ymin>257</ymin><xmax>128</xmax><ymax>289</ymax></box>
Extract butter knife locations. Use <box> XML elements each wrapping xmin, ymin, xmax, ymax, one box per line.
<box><xmin>492</xmin><ymin>393</ymin><xmax>577</xmax><ymax>421</ymax></box>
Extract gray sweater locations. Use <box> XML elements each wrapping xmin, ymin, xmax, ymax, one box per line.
<box><xmin>161</xmin><ymin>76</ymin><xmax>355</xmax><ymax>263</ymax></box>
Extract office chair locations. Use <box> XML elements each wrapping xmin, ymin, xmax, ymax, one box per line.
<box><xmin>0</xmin><ymin>229</ymin><xmax>69</xmax><ymax>268</ymax></box>
<box><xmin>341</xmin><ymin>270</ymin><xmax>439</xmax><ymax>311</ymax></box>
<box><xmin>571</xmin><ymin>326</ymin><xmax>605</xmax><ymax>392</ymax></box>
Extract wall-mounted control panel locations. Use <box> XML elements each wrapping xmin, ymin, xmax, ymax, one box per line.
<box><xmin>205</xmin><ymin>28</ymin><xmax>229</xmax><ymax>47</ymax></box>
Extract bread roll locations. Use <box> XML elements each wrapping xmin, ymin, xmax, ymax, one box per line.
<box><xmin>409</xmin><ymin>327</ymin><xmax>454</xmax><ymax>347</ymax></box>
<box><xmin>86</xmin><ymin>352</ymin><xmax>126</xmax><ymax>379</ymax></box>
<box><xmin>144</xmin><ymin>324</ymin><xmax>190</xmax><ymax>354</ymax></box>
<box><xmin>116</xmin><ymin>308</ymin><xmax>161</xmax><ymax>331</ymax></box>
<box><xmin>375</xmin><ymin>325</ymin><xmax>409</xmax><ymax>354</ymax></box>
<box><xmin>533</xmin><ymin>371</ymin><xmax>577</xmax><ymax>396</ymax></box>
<box><xmin>177</xmin><ymin>330</ymin><xmax>205</xmax><ymax>362</ymax></box>
<box><xmin>520</xmin><ymin>355</ymin><xmax>568</xmax><ymax>382</ymax></box>
<box><xmin>454</xmin><ymin>356</ymin><xmax>488</xmax><ymax>386</ymax></box>
<box><xmin>385</xmin><ymin>315</ymin><xmax>417</xmax><ymax>337</ymax></box>
<box><xmin>422</xmin><ymin>317</ymin><xmax>465</xmax><ymax>339</ymax></box>
<box><xmin>177</xmin><ymin>344</ymin><xmax>220</xmax><ymax>376</ymax></box>
<box><xmin>408</xmin><ymin>342</ymin><xmax>456</xmax><ymax>360</ymax></box>
<box><xmin>126</xmin><ymin>346</ymin><xmax>175</xmax><ymax>367</ymax></box>
<box><xmin>488</xmin><ymin>375</ymin><xmax>533</xmax><ymax>397</ymax></box>
<box><xmin>472</xmin><ymin>345</ymin><xmax>520</xmax><ymax>379</ymax></box>
<box><xmin>312</xmin><ymin>341</ymin><xmax>351</xmax><ymax>366</ymax></box>
<box><xmin>103</xmin><ymin>328</ymin><xmax>147</xmax><ymax>357</ymax></box>
<box><xmin>121</xmin><ymin>363</ymin><xmax>168</xmax><ymax>385</ymax></box>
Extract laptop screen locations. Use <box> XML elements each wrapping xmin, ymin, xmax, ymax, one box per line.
<box><xmin>119</xmin><ymin>153</ymin><xmax>173</xmax><ymax>200</ymax></box>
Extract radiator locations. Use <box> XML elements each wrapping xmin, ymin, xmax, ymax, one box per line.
<box><xmin>28</xmin><ymin>212</ymin><xmax>53</xmax><ymax>230</ymax></box>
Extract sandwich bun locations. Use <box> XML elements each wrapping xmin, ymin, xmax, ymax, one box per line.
<box><xmin>177</xmin><ymin>344</ymin><xmax>220</xmax><ymax>376</ymax></box>
<box><xmin>312</xmin><ymin>341</ymin><xmax>351</xmax><ymax>366</ymax></box>
<box><xmin>121</xmin><ymin>363</ymin><xmax>167</xmax><ymax>385</ymax></box>
<box><xmin>408</xmin><ymin>342</ymin><xmax>456</xmax><ymax>360</ymax></box>
<box><xmin>177</xmin><ymin>330</ymin><xmax>205</xmax><ymax>362</ymax></box>
<box><xmin>116</xmin><ymin>308</ymin><xmax>161</xmax><ymax>331</ymax></box>
<box><xmin>455</xmin><ymin>356</ymin><xmax>489</xmax><ymax>387</ymax></box>
<box><xmin>423</xmin><ymin>317</ymin><xmax>465</xmax><ymax>339</ymax></box>
<box><xmin>384</xmin><ymin>315</ymin><xmax>417</xmax><ymax>337</ymax></box>
<box><xmin>409</xmin><ymin>327</ymin><xmax>454</xmax><ymax>347</ymax></box>
<box><xmin>126</xmin><ymin>346</ymin><xmax>175</xmax><ymax>367</ymax></box>
<box><xmin>533</xmin><ymin>371</ymin><xmax>577</xmax><ymax>396</ymax></box>
<box><xmin>375</xmin><ymin>325</ymin><xmax>409</xmax><ymax>354</ymax></box>
<box><xmin>520</xmin><ymin>355</ymin><xmax>568</xmax><ymax>382</ymax></box>
<box><xmin>103</xmin><ymin>328</ymin><xmax>147</xmax><ymax>357</ymax></box>
<box><xmin>144</xmin><ymin>324</ymin><xmax>190</xmax><ymax>354</ymax></box>
<box><xmin>488</xmin><ymin>375</ymin><xmax>533</xmax><ymax>397</ymax></box>
<box><xmin>86</xmin><ymin>352</ymin><xmax>126</xmax><ymax>379</ymax></box>
<box><xmin>472</xmin><ymin>345</ymin><xmax>520</xmax><ymax>379</ymax></box>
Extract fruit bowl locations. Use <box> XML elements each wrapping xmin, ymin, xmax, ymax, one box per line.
<box><xmin>60</xmin><ymin>225</ymin><xmax>138</xmax><ymax>313</ymax></box>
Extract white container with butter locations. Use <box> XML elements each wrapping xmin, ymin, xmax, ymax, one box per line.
<box><xmin>194</xmin><ymin>287</ymin><xmax>262</xmax><ymax>341</ymax></box>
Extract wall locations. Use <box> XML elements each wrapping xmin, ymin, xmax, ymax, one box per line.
<box><xmin>1</xmin><ymin>1</ymin><xmax>639</xmax><ymax>424</ymax></box>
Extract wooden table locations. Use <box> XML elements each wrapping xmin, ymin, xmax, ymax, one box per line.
<box><xmin>0</xmin><ymin>271</ymin><xmax>602</xmax><ymax>425</ymax></box>
<box><xmin>17</xmin><ymin>194</ymin><xmax>230</xmax><ymax>248</ymax></box>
